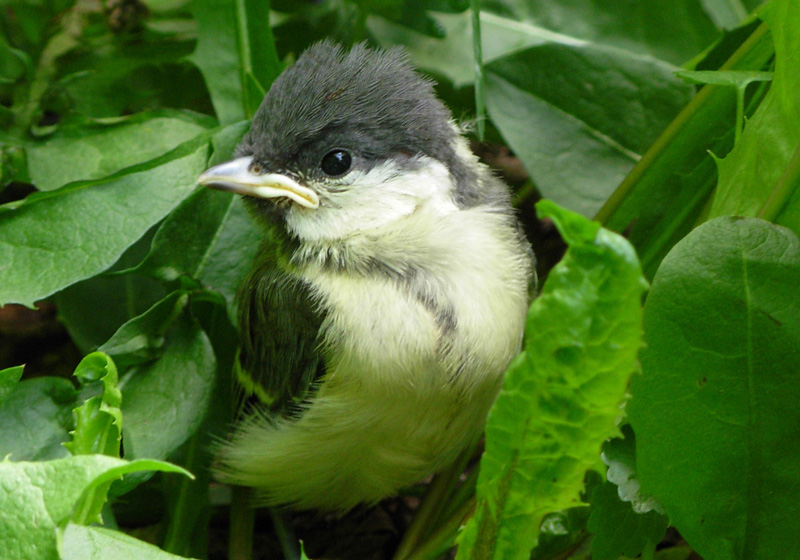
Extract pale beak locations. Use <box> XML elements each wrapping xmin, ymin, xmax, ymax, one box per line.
<box><xmin>197</xmin><ymin>156</ymin><xmax>320</xmax><ymax>209</ymax></box>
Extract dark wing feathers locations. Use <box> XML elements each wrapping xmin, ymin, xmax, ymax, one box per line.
<box><xmin>237</xmin><ymin>244</ymin><xmax>326</xmax><ymax>415</ymax></box>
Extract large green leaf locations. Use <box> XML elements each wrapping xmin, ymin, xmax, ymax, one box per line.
<box><xmin>188</xmin><ymin>0</ymin><xmax>281</xmax><ymax>124</ymax></box>
<box><xmin>593</xmin><ymin>19</ymin><xmax>774</xmax><ymax>278</ymax></box>
<box><xmin>26</xmin><ymin>111</ymin><xmax>212</xmax><ymax>192</ymax></box>
<box><xmin>628</xmin><ymin>217</ymin><xmax>800</xmax><ymax>560</ymax></box>
<box><xmin>457</xmin><ymin>200</ymin><xmax>646</xmax><ymax>560</ymax></box>
<box><xmin>121</xmin><ymin>310</ymin><xmax>216</xmax><ymax>462</ymax></box>
<box><xmin>710</xmin><ymin>0</ymin><xmax>800</xmax><ymax>232</ymax></box>
<box><xmin>485</xmin><ymin>44</ymin><xmax>692</xmax><ymax>217</ymax></box>
<box><xmin>0</xmin><ymin>133</ymin><xmax>209</xmax><ymax>307</ymax></box>
<box><xmin>483</xmin><ymin>0</ymin><xmax>720</xmax><ymax>65</ymax></box>
<box><xmin>53</xmin><ymin>231</ymin><xmax>166</xmax><ymax>354</ymax></box>
<box><xmin>587</xmin><ymin>482</ymin><xmax>667</xmax><ymax>560</ymax></box>
<box><xmin>0</xmin><ymin>365</ymin><xmax>24</xmax><ymax>405</ymax></box>
<box><xmin>134</xmin><ymin>188</ymin><xmax>260</xmax><ymax>309</ymax></box>
<box><xmin>0</xmin><ymin>376</ymin><xmax>77</xmax><ymax>461</ymax></box>
<box><xmin>0</xmin><ymin>455</ymin><xmax>190</xmax><ymax>560</ymax></box>
<box><xmin>60</xmin><ymin>523</ymin><xmax>199</xmax><ymax>560</ymax></box>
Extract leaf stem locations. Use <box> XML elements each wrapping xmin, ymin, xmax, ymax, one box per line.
<box><xmin>471</xmin><ymin>0</ymin><xmax>485</xmax><ymax>141</ymax></box>
<box><xmin>394</xmin><ymin>447</ymin><xmax>474</xmax><ymax>560</ymax></box>
<box><xmin>229</xmin><ymin>486</ymin><xmax>254</xmax><ymax>560</ymax></box>
<box><xmin>403</xmin><ymin>498</ymin><xmax>475</xmax><ymax>560</ymax></box>
<box><xmin>270</xmin><ymin>508</ymin><xmax>300</xmax><ymax>560</ymax></box>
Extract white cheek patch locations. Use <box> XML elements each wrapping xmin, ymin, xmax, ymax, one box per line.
<box><xmin>285</xmin><ymin>156</ymin><xmax>459</xmax><ymax>242</ymax></box>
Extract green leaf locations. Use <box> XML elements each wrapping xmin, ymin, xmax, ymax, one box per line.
<box><xmin>121</xmin><ymin>309</ymin><xmax>216</xmax><ymax>462</ymax></box>
<box><xmin>64</xmin><ymin>352</ymin><xmax>123</xmax><ymax>458</ymax></box>
<box><xmin>628</xmin><ymin>217</ymin><xmax>800</xmax><ymax>560</ymax></box>
<box><xmin>676</xmin><ymin>69</ymin><xmax>772</xmax><ymax>88</ymax></box>
<box><xmin>188</xmin><ymin>0</ymin><xmax>245</xmax><ymax>124</ymax></box>
<box><xmin>482</xmin><ymin>0</ymin><xmax>719</xmax><ymax>65</ymax></box>
<box><xmin>0</xmin><ymin>377</ymin><xmax>77</xmax><ymax>461</ymax></box>
<box><xmin>0</xmin><ymin>365</ymin><xmax>24</xmax><ymax>406</ymax></box>
<box><xmin>134</xmin><ymin>189</ymin><xmax>260</xmax><ymax>307</ymax></box>
<box><xmin>0</xmin><ymin>133</ymin><xmax>210</xmax><ymax>307</ymax></box>
<box><xmin>65</xmin><ymin>355</ymin><xmax>125</xmax><ymax>525</ymax></box>
<box><xmin>98</xmin><ymin>291</ymin><xmax>190</xmax><ymax>368</ymax></box>
<box><xmin>25</xmin><ymin>111</ymin><xmax>213</xmax><ymax>192</ymax></box>
<box><xmin>54</xmin><ymin>32</ymin><xmax>202</xmax><ymax>119</ymax></box>
<box><xmin>0</xmin><ymin>455</ymin><xmax>191</xmax><ymax>560</ymax></box>
<box><xmin>485</xmin><ymin>43</ymin><xmax>692</xmax><ymax>217</ymax></box>
<box><xmin>53</xmin><ymin>230</ymin><xmax>166</xmax><ymax>354</ymax></box>
<box><xmin>710</xmin><ymin>0</ymin><xmax>800</xmax><ymax>230</ymax></box>
<box><xmin>60</xmin><ymin>523</ymin><xmax>200</xmax><ymax>560</ymax></box>
<box><xmin>237</xmin><ymin>0</ymin><xmax>282</xmax><ymax>116</ymax></box>
<box><xmin>700</xmin><ymin>0</ymin><xmax>750</xmax><ymax>30</ymax></box>
<box><xmin>587</xmin><ymin>482</ymin><xmax>668</xmax><ymax>560</ymax></box>
<box><xmin>132</xmin><ymin>120</ymin><xmax>259</xmax><ymax>310</ymax></box>
<box><xmin>456</xmin><ymin>200</ymin><xmax>646</xmax><ymax>560</ymax></box>
<box><xmin>594</xmin><ymin>20</ymin><xmax>774</xmax><ymax>277</ymax></box>
<box><xmin>601</xmin><ymin>425</ymin><xmax>664</xmax><ymax>515</ymax></box>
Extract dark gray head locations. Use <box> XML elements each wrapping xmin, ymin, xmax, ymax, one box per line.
<box><xmin>199</xmin><ymin>41</ymin><xmax>498</xmax><ymax>244</ymax></box>
<box><xmin>238</xmin><ymin>40</ymin><xmax>460</xmax><ymax>181</ymax></box>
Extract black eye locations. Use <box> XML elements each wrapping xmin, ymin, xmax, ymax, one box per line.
<box><xmin>320</xmin><ymin>149</ymin><xmax>352</xmax><ymax>176</ymax></box>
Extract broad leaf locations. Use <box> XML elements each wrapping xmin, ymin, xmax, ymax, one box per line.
<box><xmin>0</xmin><ymin>377</ymin><xmax>77</xmax><ymax>461</ymax></box>
<box><xmin>457</xmin><ymin>200</ymin><xmax>646</xmax><ymax>560</ymax></box>
<box><xmin>0</xmin><ymin>133</ymin><xmax>209</xmax><ymax>307</ymax></box>
<box><xmin>60</xmin><ymin>523</ymin><xmax>200</xmax><ymax>560</ymax></box>
<box><xmin>121</xmin><ymin>310</ymin><xmax>216</xmax><ymax>462</ymax></box>
<box><xmin>711</xmin><ymin>0</ymin><xmax>800</xmax><ymax>232</ymax></box>
<box><xmin>486</xmin><ymin>44</ymin><xmax>691</xmax><ymax>217</ymax></box>
<box><xmin>0</xmin><ymin>455</ymin><xmax>191</xmax><ymax>560</ymax></box>
<box><xmin>134</xmin><ymin>121</ymin><xmax>260</xmax><ymax>310</ymax></box>
<box><xmin>26</xmin><ymin>111</ymin><xmax>212</xmax><ymax>192</ymax></box>
<box><xmin>0</xmin><ymin>365</ymin><xmax>23</xmax><ymax>405</ymax></box>
<box><xmin>629</xmin><ymin>217</ymin><xmax>800</xmax><ymax>560</ymax></box>
<box><xmin>588</xmin><ymin>482</ymin><xmax>668</xmax><ymax>560</ymax></box>
<box><xmin>98</xmin><ymin>291</ymin><xmax>190</xmax><ymax>369</ymax></box>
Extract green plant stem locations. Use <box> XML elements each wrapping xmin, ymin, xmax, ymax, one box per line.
<box><xmin>471</xmin><ymin>0</ymin><xmax>485</xmax><ymax>141</ymax></box>
<box><xmin>162</xmin><ymin>435</ymin><xmax>203</xmax><ymax>555</ymax></box>
<box><xmin>269</xmin><ymin>508</ymin><xmax>300</xmax><ymax>560</ymax></box>
<box><xmin>758</xmin><ymin>141</ymin><xmax>800</xmax><ymax>222</ymax></box>
<box><xmin>229</xmin><ymin>486</ymin><xmax>254</xmax><ymax>560</ymax></box>
<box><xmin>394</xmin><ymin>447</ymin><xmax>474</xmax><ymax>560</ymax></box>
<box><xmin>438</xmin><ymin>466</ymin><xmax>478</xmax><ymax>523</ymax></box>
<box><xmin>403</xmin><ymin>498</ymin><xmax>475</xmax><ymax>560</ymax></box>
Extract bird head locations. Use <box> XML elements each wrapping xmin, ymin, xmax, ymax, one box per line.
<box><xmin>198</xmin><ymin>41</ymin><xmax>485</xmax><ymax>243</ymax></box>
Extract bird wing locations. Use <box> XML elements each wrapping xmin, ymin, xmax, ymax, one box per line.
<box><xmin>236</xmin><ymin>247</ymin><xmax>326</xmax><ymax>415</ymax></box>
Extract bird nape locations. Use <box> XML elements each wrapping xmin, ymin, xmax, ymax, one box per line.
<box><xmin>198</xmin><ymin>40</ymin><xmax>534</xmax><ymax>513</ymax></box>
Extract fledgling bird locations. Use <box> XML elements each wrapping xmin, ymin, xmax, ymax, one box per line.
<box><xmin>198</xmin><ymin>41</ymin><xmax>534</xmax><ymax>512</ymax></box>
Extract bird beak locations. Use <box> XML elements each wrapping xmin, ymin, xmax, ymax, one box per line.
<box><xmin>197</xmin><ymin>156</ymin><xmax>320</xmax><ymax>209</ymax></box>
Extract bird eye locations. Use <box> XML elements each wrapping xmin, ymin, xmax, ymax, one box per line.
<box><xmin>250</xmin><ymin>163</ymin><xmax>262</xmax><ymax>174</ymax></box>
<box><xmin>320</xmin><ymin>149</ymin><xmax>352</xmax><ymax>176</ymax></box>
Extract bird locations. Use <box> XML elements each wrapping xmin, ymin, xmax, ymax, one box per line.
<box><xmin>197</xmin><ymin>40</ymin><xmax>534</xmax><ymax>513</ymax></box>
